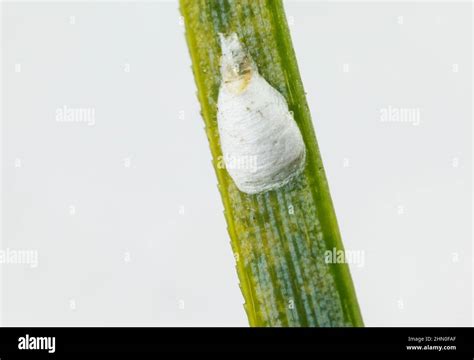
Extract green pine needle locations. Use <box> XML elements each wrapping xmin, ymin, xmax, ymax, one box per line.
<box><xmin>180</xmin><ymin>0</ymin><xmax>364</xmax><ymax>327</ymax></box>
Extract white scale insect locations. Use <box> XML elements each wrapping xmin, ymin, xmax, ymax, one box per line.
<box><xmin>217</xmin><ymin>33</ymin><xmax>306</xmax><ymax>195</ymax></box>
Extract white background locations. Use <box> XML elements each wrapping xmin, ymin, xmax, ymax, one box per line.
<box><xmin>1</xmin><ymin>0</ymin><xmax>472</xmax><ymax>326</ymax></box>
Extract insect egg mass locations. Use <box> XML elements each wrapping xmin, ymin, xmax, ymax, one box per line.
<box><xmin>217</xmin><ymin>33</ymin><xmax>306</xmax><ymax>195</ymax></box>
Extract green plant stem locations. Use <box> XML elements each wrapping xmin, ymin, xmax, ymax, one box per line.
<box><xmin>180</xmin><ymin>0</ymin><xmax>364</xmax><ymax>327</ymax></box>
